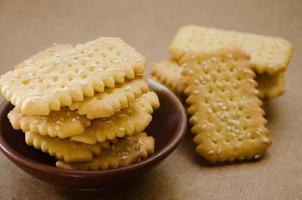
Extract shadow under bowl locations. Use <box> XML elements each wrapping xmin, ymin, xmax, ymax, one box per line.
<box><xmin>0</xmin><ymin>79</ymin><xmax>187</xmax><ymax>189</ymax></box>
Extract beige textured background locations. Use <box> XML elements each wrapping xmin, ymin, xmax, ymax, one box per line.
<box><xmin>0</xmin><ymin>0</ymin><xmax>302</xmax><ymax>199</ymax></box>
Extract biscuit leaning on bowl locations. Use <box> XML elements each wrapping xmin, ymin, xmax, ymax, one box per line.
<box><xmin>151</xmin><ymin>59</ymin><xmax>285</xmax><ymax>100</ymax></box>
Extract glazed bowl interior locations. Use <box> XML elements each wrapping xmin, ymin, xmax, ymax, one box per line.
<box><xmin>0</xmin><ymin>79</ymin><xmax>187</xmax><ymax>189</ymax></box>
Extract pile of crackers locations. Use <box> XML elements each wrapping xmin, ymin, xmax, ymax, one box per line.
<box><xmin>152</xmin><ymin>25</ymin><xmax>293</xmax><ymax>163</ymax></box>
<box><xmin>0</xmin><ymin>37</ymin><xmax>159</xmax><ymax>170</ymax></box>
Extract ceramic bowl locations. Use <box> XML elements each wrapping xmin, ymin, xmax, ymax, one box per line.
<box><xmin>0</xmin><ymin>79</ymin><xmax>187</xmax><ymax>189</ymax></box>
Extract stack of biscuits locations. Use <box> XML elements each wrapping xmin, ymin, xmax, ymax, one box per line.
<box><xmin>152</xmin><ymin>25</ymin><xmax>293</xmax><ymax>163</ymax></box>
<box><xmin>0</xmin><ymin>37</ymin><xmax>159</xmax><ymax>170</ymax></box>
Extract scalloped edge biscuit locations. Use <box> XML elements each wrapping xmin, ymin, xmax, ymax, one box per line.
<box><xmin>169</xmin><ymin>25</ymin><xmax>293</xmax><ymax>75</ymax></box>
<box><xmin>151</xmin><ymin>59</ymin><xmax>284</xmax><ymax>100</ymax></box>
<box><xmin>151</xmin><ymin>60</ymin><xmax>185</xmax><ymax>95</ymax></box>
<box><xmin>70</xmin><ymin>91</ymin><xmax>160</xmax><ymax>144</ymax></box>
<box><xmin>182</xmin><ymin>49</ymin><xmax>271</xmax><ymax>163</ymax></box>
<box><xmin>0</xmin><ymin>37</ymin><xmax>146</xmax><ymax>115</ymax></box>
<box><xmin>24</xmin><ymin>131</ymin><xmax>107</xmax><ymax>163</ymax></box>
<box><xmin>14</xmin><ymin>44</ymin><xmax>73</xmax><ymax>69</ymax></box>
<box><xmin>69</xmin><ymin>77</ymin><xmax>149</xmax><ymax>119</ymax></box>
<box><xmin>56</xmin><ymin>132</ymin><xmax>154</xmax><ymax>170</ymax></box>
<box><xmin>8</xmin><ymin>107</ymin><xmax>91</xmax><ymax>139</ymax></box>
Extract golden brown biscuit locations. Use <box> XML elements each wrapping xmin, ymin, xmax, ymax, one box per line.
<box><xmin>169</xmin><ymin>25</ymin><xmax>293</xmax><ymax>75</ymax></box>
<box><xmin>0</xmin><ymin>37</ymin><xmax>146</xmax><ymax>115</ymax></box>
<box><xmin>56</xmin><ymin>132</ymin><xmax>154</xmax><ymax>170</ymax></box>
<box><xmin>182</xmin><ymin>49</ymin><xmax>271</xmax><ymax>163</ymax></box>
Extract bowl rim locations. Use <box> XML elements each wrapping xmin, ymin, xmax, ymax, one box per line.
<box><xmin>0</xmin><ymin>79</ymin><xmax>187</xmax><ymax>176</ymax></box>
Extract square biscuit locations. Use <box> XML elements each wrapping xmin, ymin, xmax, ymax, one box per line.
<box><xmin>70</xmin><ymin>91</ymin><xmax>160</xmax><ymax>144</ymax></box>
<box><xmin>151</xmin><ymin>59</ymin><xmax>284</xmax><ymax>100</ymax></box>
<box><xmin>69</xmin><ymin>77</ymin><xmax>149</xmax><ymax>119</ymax></box>
<box><xmin>0</xmin><ymin>37</ymin><xmax>146</xmax><ymax>115</ymax></box>
<box><xmin>56</xmin><ymin>132</ymin><xmax>155</xmax><ymax>170</ymax></box>
<box><xmin>169</xmin><ymin>25</ymin><xmax>293</xmax><ymax>75</ymax></box>
<box><xmin>182</xmin><ymin>49</ymin><xmax>271</xmax><ymax>163</ymax></box>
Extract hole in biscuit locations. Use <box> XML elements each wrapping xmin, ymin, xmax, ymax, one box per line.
<box><xmin>52</xmin><ymin>76</ymin><xmax>59</xmax><ymax>82</ymax></box>
<box><xmin>246</xmin><ymin>116</ymin><xmax>251</xmax><ymax>120</ymax></box>
<box><xmin>237</xmin><ymin>77</ymin><xmax>242</xmax><ymax>81</ymax></box>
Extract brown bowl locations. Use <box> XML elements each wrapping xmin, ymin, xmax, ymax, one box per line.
<box><xmin>0</xmin><ymin>79</ymin><xmax>187</xmax><ymax>189</ymax></box>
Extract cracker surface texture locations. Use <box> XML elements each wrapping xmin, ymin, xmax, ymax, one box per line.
<box><xmin>56</xmin><ymin>132</ymin><xmax>155</xmax><ymax>170</ymax></box>
<box><xmin>0</xmin><ymin>37</ymin><xmax>146</xmax><ymax>115</ymax></box>
<box><xmin>169</xmin><ymin>25</ymin><xmax>293</xmax><ymax>75</ymax></box>
<box><xmin>182</xmin><ymin>49</ymin><xmax>271</xmax><ymax>163</ymax></box>
<box><xmin>70</xmin><ymin>91</ymin><xmax>160</xmax><ymax>144</ymax></box>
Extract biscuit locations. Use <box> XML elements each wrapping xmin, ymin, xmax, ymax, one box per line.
<box><xmin>70</xmin><ymin>91</ymin><xmax>160</xmax><ymax>144</ymax></box>
<box><xmin>14</xmin><ymin>44</ymin><xmax>73</xmax><ymax>69</ymax></box>
<box><xmin>182</xmin><ymin>49</ymin><xmax>271</xmax><ymax>163</ymax></box>
<box><xmin>151</xmin><ymin>60</ymin><xmax>185</xmax><ymax>95</ymax></box>
<box><xmin>8</xmin><ymin>107</ymin><xmax>91</xmax><ymax>139</ymax></box>
<box><xmin>169</xmin><ymin>25</ymin><xmax>293</xmax><ymax>75</ymax></box>
<box><xmin>56</xmin><ymin>132</ymin><xmax>155</xmax><ymax>170</ymax></box>
<box><xmin>69</xmin><ymin>78</ymin><xmax>149</xmax><ymax>119</ymax></box>
<box><xmin>152</xmin><ymin>59</ymin><xmax>284</xmax><ymax>100</ymax></box>
<box><xmin>24</xmin><ymin>131</ymin><xmax>106</xmax><ymax>163</ymax></box>
<box><xmin>257</xmin><ymin>73</ymin><xmax>285</xmax><ymax>99</ymax></box>
<box><xmin>0</xmin><ymin>37</ymin><xmax>146</xmax><ymax>115</ymax></box>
